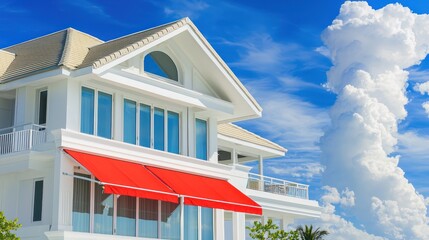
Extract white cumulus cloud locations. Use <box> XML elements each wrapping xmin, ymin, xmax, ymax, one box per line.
<box><xmin>320</xmin><ymin>1</ymin><xmax>429</xmax><ymax>239</ymax></box>
<box><xmin>422</xmin><ymin>101</ymin><xmax>429</xmax><ymax>117</ymax></box>
<box><xmin>414</xmin><ymin>81</ymin><xmax>429</xmax><ymax>95</ymax></box>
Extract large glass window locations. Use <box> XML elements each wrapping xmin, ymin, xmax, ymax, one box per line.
<box><xmin>97</xmin><ymin>92</ymin><xmax>112</xmax><ymax>139</ymax></box>
<box><xmin>123</xmin><ymin>100</ymin><xmax>181</xmax><ymax>154</ymax></box>
<box><xmin>168</xmin><ymin>111</ymin><xmax>180</xmax><ymax>154</ymax></box>
<box><xmin>81</xmin><ymin>87</ymin><xmax>94</xmax><ymax>135</ymax></box>
<box><xmin>33</xmin><ymin>180</ymin><xmax>43</xmax><ymax>222</ymax></box>
<box><xmin>81</xmin><ymin>87</ymin><xmax>112</xmax><ymax>139</ymax></box>
<box><xmin>154</xmin><ymin>108</ymin><xmax>165</xmax><ymax>151</ymax></box>
<box><xmin>196</xmin><ymin>119</ymin><xmax>208</xmax><ymax>160</ymax></box>
<box><xmin>117</xmin><ymin>196</ymin><xmax>136</xmax><ymax>236</ymax></box>
<box><xmin>161</xmin><ymin>201</ymin><xmax>180</xmax><ymax>240</ymax></box>
<box><xmin>184</xmin><ymin>205</ymin><xmax>198</xmax><ymax>240</ymax></box>
<box><xmin>94</xmin><ymin>183</ymin><xmax>113</xmax><ymax>234</ymax></box>
<box><xmin>123</xmin><ymin>99</ymin><xmax>137</xmax><ymax>144</ymax></box>
<box><xmin>138</xmin><ymin>198</ymin><xmax>158</xmax><ymax>238</ymax></box>
<box><xmin>72</xmin><ymin>174</ymin><xmax>90</xmax><ymax>232</ymax></box>
<box><xmin>139</xmin><ymin>104</ymin><xmax>151</xmax><ymax>148</ymax></box>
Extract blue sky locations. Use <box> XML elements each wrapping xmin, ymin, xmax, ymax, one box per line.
<box><xmin>2</xmin><ymin>0</ymin><xmax>429</xmax><ymax>238</ymax></box>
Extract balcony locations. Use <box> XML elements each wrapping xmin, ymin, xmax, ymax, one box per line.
<box><xmin>0</xmin><ymin>124</ymin><xmax>47</xmax><ymax>155</ymax></box>
<box><xmin>247</xmin><ymin>173</ymin><xmax>309</xmax><ymax>199</ymax></box>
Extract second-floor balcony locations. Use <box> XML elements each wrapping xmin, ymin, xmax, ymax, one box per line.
<box><xmin>247</xmin><ymin>172</ymin><xmax>309</xmax><ymax>199</ymax></box>
<box><xmin>0</xmin><ymin>124</ymin><xmax>47</xmax><ymax>155</ymax></box>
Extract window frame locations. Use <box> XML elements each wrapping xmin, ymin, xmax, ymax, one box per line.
<box><xmin>195</xmin><ymin>118</ymin><xmax>209</xmax><ymax>160</ymax></box>
<box><xmin>32</xmin><ymin>178</ymin><xmax>44</xmax><ymax>222</ymax></box>
<box><xmin>80</xmin><ymin>85</ymin><xmax>114</xmax><ymax>139</ymax></box>
<box><xmin>35</xmin><ymin>88</ymin><xmax>48</xmax><ymax>126</ymax></box>
<box><xmin>122</xmin><ymin>96</ymin><xmax>182</xmax><ymax>154</ymax></box>
<box><xmin>142</xmin><ymin>48</ymin><xmax>183</xmax><ymax>86</ymax></box>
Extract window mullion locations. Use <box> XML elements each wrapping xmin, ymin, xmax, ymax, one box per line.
<box><xmin>94</xmin><ymin>91</ymin><xmax>98</xmax><ymax>136</ymax></box>
<box><xmin>90</xmin><ymin>176</ymin><xmax>95</xmax><ymax>233</ymax></box>
<box><xmin>151</xmin><ymin>106</ymin><xmax>154</xmax><ymax>149</ymax></box>
<box><xmin>136</xmin><ymin>197</ymin><xmax>139</xmax><ymax>237</ymax></box>
<box><xmin>136</xmin><ymin>104</ymin><xmax>140</xmax><ymax>145</ymax></box>
<box><xmin>164</xmin><ymin>109</ymin><xmax>168</xmax><ymax>151</ymax></box>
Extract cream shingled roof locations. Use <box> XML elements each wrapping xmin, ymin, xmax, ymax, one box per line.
<box><xmin>218</xmin><ymin>123</ymin><xmax>286</xmax><ymax>152</ymax></box>
<box><xmin>0</xmin><ymin>18</ymin><xmax>261</xmax><ymax>112</ymax></box>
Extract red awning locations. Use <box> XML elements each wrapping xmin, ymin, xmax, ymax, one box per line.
<box><xmin>64</xmin><ymin>149</ymin><xmax>179</xmax><ymax>203</ymax></box>
<box><xmin>146</xmin><ymin>166</ymin><xmax>262</xmax><ymax>215</ymax></box>
<box><xmin>64</xmin><ymin>149</ymin><xmax>262</xmax><ymax>215</ymax></box>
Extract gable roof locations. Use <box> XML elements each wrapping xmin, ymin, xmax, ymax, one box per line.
<box><xmin>0</xmin><ymin>18</ymin><xmax>261</xmax><ymax>112</ymax></box>
<box><xmin>218</xmin><ymin>123</ymin><xmax>286</xmax><ymax>152</ymax></box>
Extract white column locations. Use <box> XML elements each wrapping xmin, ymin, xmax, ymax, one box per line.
<box><xmin>208</xmin><ymin>116</ymin><xmax>218</xmax><ymax>163</ymax></box>
<box><xmin>214</xmin><ymin>209</ymin><xmax>225</xmax><ymax>240</ymax></box>
<box><xmin>258</xmin><ymin>155</ymin><xmax>264</xmax><ymax>191</ymax></box>
<box><xmin>232</xmin><ymin>212</ymin><xmax>245</xmax><ymax>240</ymax></box>
<box><xmin>51</xmin><ymin>150</ymin><xmax>74</xmax><ymax>231</ymax></box>
<box><xmin>180</xmin><ymin>197</ymin><xmax>184</xmax><ymax>240</ymax></box>
<box><xmin>281</xmin><ymin>216</ymin><xmax>294</xmax><ymax>230</ymax></box>
<box><xmin>232</xmin><ymin>148</ymin><xmax>237</xmax><ymax>166</ymax></box>
<box><xmin>113</xmin><ymin>93</ymin><xmax>123</xmax><ymax>141</ymax></box>
<box><xmin>14</xmin><ymin>86</ymin><xmax>34</xmax><ymax>126</ymax></box>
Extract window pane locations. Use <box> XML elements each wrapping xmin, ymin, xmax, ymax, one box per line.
<box><xmin>154</xmin><ymin>108</ymin><xmax>165</xmax><ymax>150</ymax></box>
<box><xmin>161</xmin><ymin>201</ymin><xmax>180</xmax><ymax>240</ymax></box>
<box><xmin>139</xmin><ymin>104</ymin><xmax>151</xmax><ymax>148</ymax></box>
<box><xmin>72</xmin><ymin>173</ymin><xmax>90</xmax><ymax>232</ymax></box>
<box><xmin>97</xmin><ymin>92</ymin><xmax>112</xmax><ymax>139</ymax></box>
<box><xmin>196</xmin><ymin>119</ymin><xmax>208</xmax><ymax>160</ymax></box>
<box><xmin>139</xmin><ymin>198</ymin><xmax>158</xmax><ymax>238</ymax></box>
<box><xmin>117</xmin><ymin>196</ymin><xmax>136</xmax><ymax>236</ymax></box>
<box><xmin>124</xmin><ymin>99</ymin><xmax>137</xmax><ymax>144</ymax></box>
<box><xmin>201</xmin><ymin>207</ymin><xmax>214</xmax><ymax>240</ymax></box>
<box><xmin>184</xmin><ymin>205</ymin><xmax>198</xmax><ymax>240</ymax></box>
<box><xmin>81</xmin><ymin>87</ymin><xmax>94</xmax><ymax>134</ymax></box>
<box><xmin>168</xmin><ymin>111</ymin><xmax>180</xmax><ymax>154</ymax></box>
<box><xmin>33</xmin><ymin>180</ymin><xmax>43</xmax><ymax>222</ymax></box>
<box><xmin>38</xmin><ymin>90</ymin><xmax>48</xmax><ymax>125</ymax></box>
<box><xmin>94</xmin><ymin>183</ymin><xmax>113</xmax><ymax>234</ymax></box>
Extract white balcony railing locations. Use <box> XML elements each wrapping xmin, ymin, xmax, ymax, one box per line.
<box><xmin>247</xmin><ymin>172</ymin><xmax>309</xmax><ymax>199</ymax></box>
<box><xmin>0</xmin><ymin>124</ymin><xmax>47</xmax><ymax>155</ymax></box>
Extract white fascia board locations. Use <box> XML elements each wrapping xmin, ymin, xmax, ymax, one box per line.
<box><xmin>55</xmin><ymin>129</ymin><xmax>242</xmax><ymax>181</ymax></box>
<box><xmin>0</xmin><ymin>68</ymin><xmax>70</xmax><ymax>91</ymax></box>
<box><xmin>92</xmin><ymin>27</ymin><xmax>189</xmax><ymax>75</ymax></box>
<box><xmin>218</xmin><ymin>134</ymin><xmax>286</xmax><ymax>157</ymax></box>
<box><xmin>185</xmin><ymin>27</ymin><xmax>262</xmax><ymax>117</ymax></box>
<box><xmin>99</xmin><ymin>70</ymin><xmax>234</xmax><ymax>115</ymax></box>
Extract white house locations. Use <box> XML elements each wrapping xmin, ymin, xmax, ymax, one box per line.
<box><xmin>0</xmin><ymin>18</ymin><xmax>321</xmax><ymax>240</ymax></box>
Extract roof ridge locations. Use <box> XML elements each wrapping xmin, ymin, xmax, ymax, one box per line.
<box><xmin>94</xmin><ymin>18</ymin><xmax>187</xmax><ymax>47</ymax></box>
<box><xmin>92</xmin><ymin>18</ymin><xmax>190</xmax><ymax>68</ymax></box>
<box><xmin>0</xmin><ymin>49</ymin><xmax>16</xmax><ymax>56</ymax></box>
<box><xmin>224</xmin><ymin>123</ymin><xmax>286</xmax><ymax>151</ymax></box>
<box><xmin>58</xmin><ymin>28</ymin><xmax>72</xmax><ymax>67</ymax></box>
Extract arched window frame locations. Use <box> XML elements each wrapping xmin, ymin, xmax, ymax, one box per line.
<box><xmin>142</xmin><ymin>48</ymin><xmax>183</xmax><ymax>85</ymax></box>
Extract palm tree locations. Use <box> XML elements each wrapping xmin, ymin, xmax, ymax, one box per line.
<box><xmin>296</xmin><ymin>225</ymin><xmax>328</xmax><ymax>240</ymax></box>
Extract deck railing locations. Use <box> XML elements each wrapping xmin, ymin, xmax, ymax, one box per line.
<box><xmin>0</xmin><ymin>124</ymin><xmax>47</xmax><ymax>155</ymax></box>
<box><xmin>247</xmin><ymin>172</ymin><xmax>309</xmax><ymax>199</ymax></box>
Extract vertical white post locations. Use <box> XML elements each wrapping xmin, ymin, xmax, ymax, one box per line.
<box><xmin>232</xmin><ymin>148</ymin><xmax>237</xmax><ymax>166</ymax></box>
<box><xmin>214</xmin><ymin>209</ymin><xmax>225</xmax><ymax>240</ymax></box>
<box><xmin>232</xmin><ymin>212</ymin><xmax>245</xmax><ymax>240</ymax></box>
<box><xmin>258</xmin><ymin>155</ymin><xmax>264</xmax><ymax>191</ymax></box>
<box><xmin>281</xmin><ymin>216</ymin><xmax>294</xmax><ymax>230</ymax></box>
<box><xmin>180</xmin><ymin>197</ymin><xmax>184</xmax><ymax>240</ymax></box>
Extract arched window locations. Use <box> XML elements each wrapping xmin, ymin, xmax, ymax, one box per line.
<box><xmin>144</xmin><ymin>51</ymin><xmax>178</xmax><ymax>81</ymax></box>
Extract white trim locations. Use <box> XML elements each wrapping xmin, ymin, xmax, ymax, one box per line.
<box><xmin>218</xmin><ymin>134</ymin><xmax>285</xmax><ymax>157</ymax></box>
